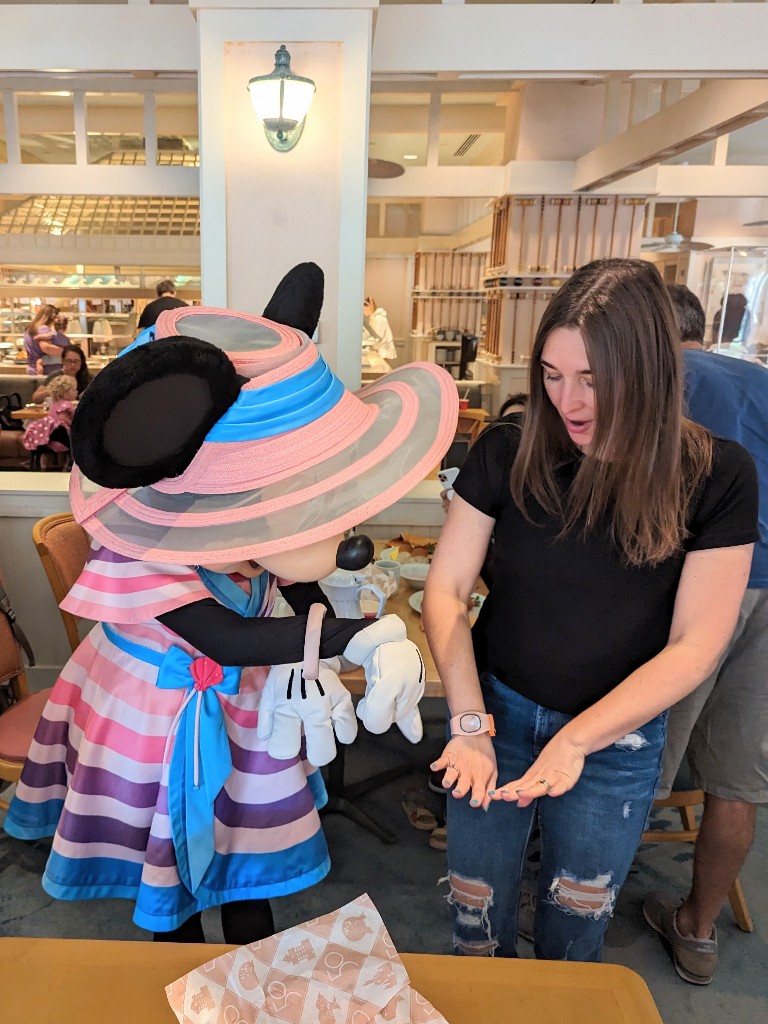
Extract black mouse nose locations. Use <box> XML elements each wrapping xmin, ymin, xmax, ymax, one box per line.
<box><xmin>336</xmin><ymin>534</ymin><xmax>374</xmax><ymax>570</ymax></box>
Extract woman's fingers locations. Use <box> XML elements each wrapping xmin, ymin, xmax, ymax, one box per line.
<box><xmin>431</xmin><ymin>745</ymin><xmax>497</xmax><ymax>807</ymax></box>
<box><xmin>493</xmin><ymin>768</ymin><xmax>573</xmax><ymax>804</ymax></box>
<box><xmin>478</xmin><ymin>767</ymin><xmax>498</xmax><ymax>811</ymax></box>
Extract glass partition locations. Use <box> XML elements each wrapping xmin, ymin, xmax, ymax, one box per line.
<box><xmin>691</xmin><ymin>247</ymin><xmax>768</xmax><ymax>364</ymax></box>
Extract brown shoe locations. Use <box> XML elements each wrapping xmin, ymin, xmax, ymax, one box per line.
<box><xmin>643</xmin><ymin>892</ymin><xmax>718</xmax><ymax>985</ymax></box>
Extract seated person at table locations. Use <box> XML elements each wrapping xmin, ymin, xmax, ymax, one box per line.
<box><xmin>32</xmin><ymin>344</ymin><xmax>92</xmax><ymax>403</ymax></box>
<box><xmin>22</xmin><ymin>374</ymin><xmax>78</xmax><ymax>462</ymax></box>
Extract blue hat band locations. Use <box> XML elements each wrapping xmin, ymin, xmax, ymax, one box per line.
<box><xmin>206</xmin><ymin>355</ymin><xmax>345</xmax><ymax>442</ymax></box>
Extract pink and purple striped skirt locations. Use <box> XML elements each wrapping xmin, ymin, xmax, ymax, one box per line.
<box><xmin>4</xmin><ymin>621</ymin><xmax>330</xmax><ymax>932</ymax></box>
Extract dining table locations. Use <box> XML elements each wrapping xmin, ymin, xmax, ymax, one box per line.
<box><xmin>10</xmin><ymin>406</ymin><xmax>48</xmax><ymax>421</ymax></box>
<box><xmin>1</xmin><ymin>936</ymin><xmax>664</xmax><ymax>1024</ymax></box>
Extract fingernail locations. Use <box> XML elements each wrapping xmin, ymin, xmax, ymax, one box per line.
<box><xmin>430</xmin><ymin>763</ymin><xmax>438</xmax><ymax>770</ymax></box>
<box><xmin>515</xmin><ymin>788</ymin><xmax>523</xmax><ymax>794</ymax></box>
<box><xmin>488</xmin><ymin>789</ymin><xmax>495</xmax><ymax>795</ymax></box>
<box><xmin>470</xmin><ymin>799</ymin><xmax>479</xmax><ymax>806</ymax></box>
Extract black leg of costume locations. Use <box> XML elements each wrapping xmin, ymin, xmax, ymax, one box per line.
<box><xmin>154</xmin><ymin>911</ymin><xmax>205</xmax><ymax>943</ymax></box>
<box><xmin>221</xmin><ymin>899</ymin><xmax>275</xmax><ymax>945</ymax></box>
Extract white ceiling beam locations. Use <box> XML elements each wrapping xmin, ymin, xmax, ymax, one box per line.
<box><xmin>574</xmin><ymin>80</ymin><xmax>768</xmax><ymax>191</ymax></box>
<box><xmin>373</xmin><ymin>6</ymin><xmax>768</xmax><ymax>76</ymax></box>
<box><xmin>0</xmin><ymin>165</ymin><xmax>198</xmax><ymax>197</ymax></box>
<box><xmin>369</xmin><ymin>104</ymin><xmax>505</xmax><ymax>134</ymax></box>
<box><xmin>368</xmin><ymin>166</ymin><xmax>504</xmax><ymax>199</ymax></box>
<box><xmin>657</xmin><ymin>165</ymin><xmax>768</xmax><ymax>199</ymax></box>
<box><xmin>0</xmin><ymin>7</ymin><xmax>197</xmax><ymax>73</ymax></box>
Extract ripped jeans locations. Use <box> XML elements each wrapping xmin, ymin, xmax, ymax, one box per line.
<box><xmin>446</xmin><ymin>672</ymin><xmax>666</xmax><ymax>961</ymax></box>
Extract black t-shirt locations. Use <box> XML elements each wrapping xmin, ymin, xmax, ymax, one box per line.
<box><xmin>138</xmin><ymin>296</ymin><xmax>187</xmax><ymax>330</ymax></box>
<box><xmin>454</xmin><ymin>422</ymin><xmax>759</xmax><ymax>715</ymax></box>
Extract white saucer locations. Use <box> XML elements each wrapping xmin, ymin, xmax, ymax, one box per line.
<box><xmin>409</xmin><ymin>591</ymin><xmax>485</xmax><ymax>622</ymax></box>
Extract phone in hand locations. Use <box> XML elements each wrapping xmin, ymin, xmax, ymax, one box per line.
<box><xmin>437</xmin><ymin>466</ymin><xmax>460</xmax><ymax>501</ymax></box>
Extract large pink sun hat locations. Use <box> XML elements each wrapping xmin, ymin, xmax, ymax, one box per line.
<box><xmin>69</xmin><ymin>266</ymin><xmax>458</xmax><ymax>565</ymax></box>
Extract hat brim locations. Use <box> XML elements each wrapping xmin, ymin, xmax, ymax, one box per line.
<box><xmin>70</xmin><ymin>362</ymin><xmax>458</xmax><ymax>565</ymax></box>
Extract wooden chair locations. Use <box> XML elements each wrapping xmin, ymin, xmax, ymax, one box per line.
<box><xmin>457</xmin><ymin>408</ymin><xmax>490</xmax><ymax>446</ymax></box>
<box><xmin>642</xmin><ymin>789</ymin><xmax>753</xmax><ymax>933</ymax></box>
<box><xmin>32</xmin><ymin>512</ymin><xmax>91</xmax><ymax>654</ymax></box>
<box><xmin>0</xmin><ymin>572</ymin><xmax>51</xmax><ymax>811</ymax></box>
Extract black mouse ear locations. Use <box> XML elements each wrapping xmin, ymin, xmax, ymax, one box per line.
<box><xmin>262</xmin><ymin>262</ymin><xmax>324</xmax><ymax>337</ymax></box>
<box><xmin>71</xmin><ymin>336</ymin><xmax>241</xmax><ymax>489</ymax></box>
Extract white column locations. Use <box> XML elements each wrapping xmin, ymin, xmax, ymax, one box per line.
<box><xmin>3</xmin><ymin>90</ymin><xmax>21</xmax><ymax>164</ymax></box>
<box><xmin>192</xmin><ymin>0</ymin><xmax>377</xmax><ymax>389</ymax></box>
<box><xmin>73</xmin><ymin>91</ymin><xmax>88</xmax><ymax>166</ymax></box>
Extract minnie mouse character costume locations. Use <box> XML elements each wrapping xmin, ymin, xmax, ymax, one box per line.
<box><xmin>5</xmin><ymin>264</ymin><xmax>457</xmax><ymax>941</ymax></box>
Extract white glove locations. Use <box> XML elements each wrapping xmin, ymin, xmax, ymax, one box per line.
<box><xmin>343</xmin><ymin>615</ymin><xmax>425</xmax><ymax>744</ymax></box>
<box><xmin>257</xmin><ymin>660</ymin><xmax>358</xmax><ymax>767</ymax></box>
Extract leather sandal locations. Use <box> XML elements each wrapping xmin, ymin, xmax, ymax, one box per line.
<box><xmin>400</xmin><ymin>788</ymin><xmax>438</xmax><ymax>832</ymax></box>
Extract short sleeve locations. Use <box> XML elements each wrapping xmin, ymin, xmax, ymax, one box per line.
<box><xmin>686</xmin><ymin>438</ymin><xmax>759</xmax><ymax>552</ymax></box>
<box><xmin>61</xmin><ymin>544</ymin><xmax>210</xmax><ymax>623</ymax></box>
<box><xmin>453</xmin><ymin>422</ymin><xmax>518</xmax><ymax>520</ymax></box>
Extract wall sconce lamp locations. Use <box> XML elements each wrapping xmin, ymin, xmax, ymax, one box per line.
<box><xmin>248</xmin><ymin>45</ymin><xmax>316</xmax><ymax>153</ymax></box>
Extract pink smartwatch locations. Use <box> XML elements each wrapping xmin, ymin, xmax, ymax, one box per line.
<box><xmin>449</xmin><ymin>711</ymin><xmax>496</xmax><ymax>738</ymax></box>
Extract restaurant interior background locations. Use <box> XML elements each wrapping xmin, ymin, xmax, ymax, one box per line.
<box><xmin>1</xmin><ymin>0</ymin><xmax>768</xmax><ymax>683</ymax></box>
<box><xmin>1</xmin><ymin>1</ymin><xmax>768</xmax><ymax>403</ymax></box>
<box><xmin>0</xmin><ymin>12</ymin><xmax>767</xmax><ymax>1021</ymax></box>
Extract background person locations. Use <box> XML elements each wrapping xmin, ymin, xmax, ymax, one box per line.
<box><xmin>363</xmin><ymin>297</ymin><xmax>397</xmax><ymax>361</ymax></box>
<box><xmin>424</xmin><ymin>259</ymin><xmax>757</xmax><ymax>963</ymax></box>
<box><xmin>23</xmin><ymin>304</ymin><xmax>67</xmax><ymax>376</ymax></box>
<box><xmin>643</xmin><ymin>284</ymin><xmax>768</xmax><ymax>985</ymax></box>
<box><xmin>32</xmin><ymin>344</ymin><xmax>92</xmax><ymax>403</ymax></box>
<box><xmin>137</xmin><ymin>278</ymin><xmax>187</xmax><ymax>331</ymax></box>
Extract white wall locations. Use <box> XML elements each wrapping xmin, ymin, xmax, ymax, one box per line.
<box><xmin>364</xmin><ymin>254</ymin><xmax>412</xmax><ymax>343</ymax></box>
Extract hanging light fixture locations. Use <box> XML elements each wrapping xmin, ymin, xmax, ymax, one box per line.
<box><xmin>247</xmin><ymin>45</ymin><xmax>316</xmax><ymax>153</ymax></box>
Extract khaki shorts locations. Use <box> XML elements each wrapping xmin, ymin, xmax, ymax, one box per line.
<box><xmin>657</xmin><ymin>588</ymin><xmax>768</xmax><ymax>804</ymax></box>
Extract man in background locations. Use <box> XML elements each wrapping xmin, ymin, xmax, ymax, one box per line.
<box><xmin>137</xmin><ymin>279</ymin><xmax>187</xmax><ymax>331</ymax></box>
<box><xmin>643</xmin><ymin>284</ymin><xmax>768</xmax><ymax>985</ymax></box>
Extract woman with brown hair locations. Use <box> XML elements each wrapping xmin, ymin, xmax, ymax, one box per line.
<box><xmin>424</xmin><ymin>258</ymin><xmax>758</xmax><ymax>962</ymax></box>
<box><xmin>23</xmin><ymin>304</ymin><xmax>67</xmax><ymax>375</ymax></box>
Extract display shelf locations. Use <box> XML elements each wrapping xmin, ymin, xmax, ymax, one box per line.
<box><xmin>411</xmin><ymin>251</ymin><xmax>488</xmax><ymax>342</ymax></box>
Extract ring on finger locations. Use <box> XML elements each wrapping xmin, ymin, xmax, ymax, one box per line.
<box><xmin>538</xmin><ymin>777</ymin><xmax>553</xmax><ymax>794</ymax></box>
<box><xmin>446</xmin><ymin>760</ymin><xmax>459</xmax><ymax>772</ymax></box>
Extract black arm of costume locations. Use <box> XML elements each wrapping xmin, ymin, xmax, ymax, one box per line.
<box><xmin>156</xmin><ymin>598</ymin><xmax>367</xmax><ymax>667</ymax></box>
<box><xmin>278</xmin><ymin>581</ymin><xmax>334</xmax><ymax>617</ymax></box>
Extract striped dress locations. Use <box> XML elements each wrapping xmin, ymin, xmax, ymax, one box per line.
<box><xmin>4</xmin><ymin>545</ymin><xmax>330</xmax><ymax>932</ymax></box>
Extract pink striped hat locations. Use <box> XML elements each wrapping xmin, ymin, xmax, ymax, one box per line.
<box><xmin>69</xmin><ymin>265</ymin><xmax>458</xmax><ymax>565</ymax></box>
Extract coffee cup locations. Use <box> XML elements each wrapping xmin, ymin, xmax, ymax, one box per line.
<box><xmin>357</xmin><ymin>584</ymin><xmax>387</xmax><ymax>619</ymax></box>
<box><xmin>374</xmin><ymin>558</ymin><xmax>401</xmax><ymax>593</ymax></box>
<box><xmin>458</xmin><ymin>398</ymin><xmax>470</xmax><ymax>410</ymax></box>
<box><xmin>319</xmin><ymin>571</ymin><xmax>386</xmax><ymax>618</ymax></box>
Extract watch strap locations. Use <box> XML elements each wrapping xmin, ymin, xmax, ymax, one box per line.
<box><xmin>449</xmin><ymin>711</ymin><xmax>496</xmax><ymax>737</ymax></box>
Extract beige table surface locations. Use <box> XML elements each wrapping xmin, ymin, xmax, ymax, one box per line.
<box><xmin>10</xmin><ymin>406</ymin><xmax>47</xmax><ymax>421</ymax></box>
<box><xmin>1</xmin><ymin>937</ymin><xmax>663</xmax><ymax>1024</ymax></box>
<box><xmin>340</xmin><ymin>540</ymin><xmax>484</xmax><ymax>700</ymax></box>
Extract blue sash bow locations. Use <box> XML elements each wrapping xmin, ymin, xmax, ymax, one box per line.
<box><xmin>102</xmin><ymin>623</ymin><xmax>242</xmax><ymax>895</ymax></box>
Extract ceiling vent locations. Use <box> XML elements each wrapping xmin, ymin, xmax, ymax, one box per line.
<box><xmin>454</xmin><ymin>134</ymin><xmax>480</xmax><ymax>158</ymax></box>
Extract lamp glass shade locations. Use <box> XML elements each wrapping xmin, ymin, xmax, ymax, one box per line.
<box><xmin>248</xmin><ymin>79</ymin><xmax>283</xmax><ymax>123</ymax></box>
<box><xmin>280</xmin><ymin>78</ymin><xmax>315</xmax><ymax>125</ymax></box>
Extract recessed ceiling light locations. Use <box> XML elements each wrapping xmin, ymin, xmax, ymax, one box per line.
<box><xmin>403</xmin><ymin>154</ymin><xmax>418</xmax><ymax>160</ymax></box>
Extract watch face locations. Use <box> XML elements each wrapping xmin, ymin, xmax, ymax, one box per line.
<box><xmin>460</xmin><ymin>713</ymin><xmax>482</xmax><ymax>733</ymax></box>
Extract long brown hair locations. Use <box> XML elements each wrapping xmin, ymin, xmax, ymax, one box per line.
<box><xmin>510</xmin><ymin>258</ymin><xmax>713</xmax><ymax>566</ymax></box>
<box><xmin>27</xmin><ymin>304</ymin><xmax>58</xmax><ymax>337</ymax></box>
